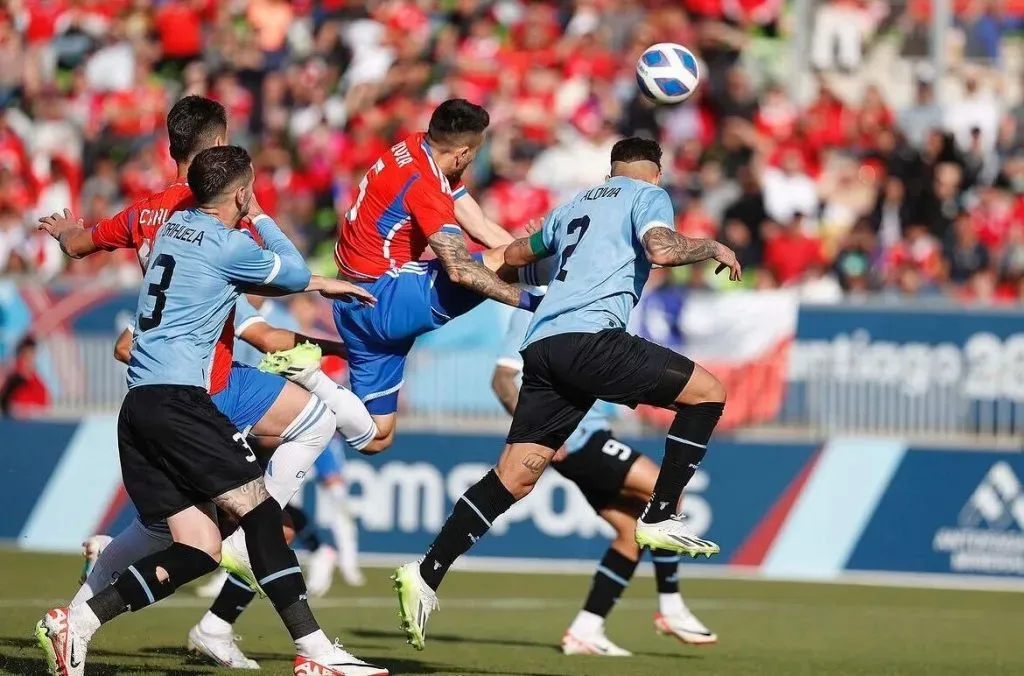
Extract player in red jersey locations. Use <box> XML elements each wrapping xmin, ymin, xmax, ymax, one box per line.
<box><xmin>37</xmin><ymin>97</ymin><xmax>383</xmax><ymax>673</ymax></box>
<box><xmin>332</xmin><ymin>99</ymin><xmax>546</xmax><ymax>451</ymax></box>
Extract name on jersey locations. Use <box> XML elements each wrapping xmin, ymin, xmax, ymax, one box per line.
<box><xmin>582</xmin><ymin>186</ymin><xmax>621</xmax><ymax>201</ymax></box>
<box><xmin>162</xmin><ymin>222</ymin><xmax>205</xmax><ymax>246</ymax></box>
<box><xmin>139</xmin><ymin>208</ymin><xmax>171</xmax><ymax>227</ymax></box>
<box><xmin>391</xmin><ymin>141</ymin><xmax>414</xmax><ymax>168</ymax></box>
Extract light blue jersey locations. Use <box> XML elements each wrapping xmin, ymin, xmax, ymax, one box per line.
<box><xmin>500</xmin><ymin>308</ymin><xmax>612</xmax><ymax>452</ymax></box>
<box><xmin>523</xmin><ymin>176</ymin><xmax>674</xmax><ymax>348</ymax></box>
<box><xmin>127</xmin><ymin>211</ymin><xmax>311</xmax><ymax>389</ymax></box>
<box><xmin>233</xmin><ymin>296</ymin><xmax>301</xmax><ymax>368</ymax></box>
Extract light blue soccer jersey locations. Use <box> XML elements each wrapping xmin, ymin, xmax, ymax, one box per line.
<box><xmin>233</xmin><ymin>296</ymin><xmax>301</xmax><ymax>368</ymax></box>
<box><xmin>523</xmin><ymin>176</ymin><xmax>674</xmax><ymax>348</ymax></box>
<box><xmin>127</xmin><ymin>211</ymin><xmax>311</xmax><ymax>389</ymax></box>
<box><xmin>500</xmin><ymin>308</ymin><xmax>612</xmax><ymax>452</ymax></box>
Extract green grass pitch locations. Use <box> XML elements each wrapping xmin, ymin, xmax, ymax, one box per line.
<box><xmin>0</xmin><ymin>549</ymin><xmax>1022</xmax><ymax>675</ymax></box>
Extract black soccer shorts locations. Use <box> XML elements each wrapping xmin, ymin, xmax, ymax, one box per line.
<box><xmin>551</xmin><ymin>430</ymin><xmax>642</xmax><ymax>512</ymax></box>
<box><xmin>118</xmin><ymin>385</ymin><xmax>263</xmax><ymax>526</ymax></box>
<box><xmin>507</xmin><ymin>329</ymin><xmax>694</xmax><ymax>450</ymax></box>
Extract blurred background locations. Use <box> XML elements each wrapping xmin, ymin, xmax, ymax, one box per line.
<box><xmin>0</xmin><ymin>0</ymin><xmax>1022</xmax><ymax>589</ymax></box>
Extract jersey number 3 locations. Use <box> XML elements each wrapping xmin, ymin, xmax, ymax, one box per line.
<box><xmin>138</xmin><ymin>254</ymin><xmax>176</xmax><ymax>331</ymax></box>
<box><xmin>555</xmin><ymin>215</ymin><xmax>591</xmax><ymax>281</ymax></box>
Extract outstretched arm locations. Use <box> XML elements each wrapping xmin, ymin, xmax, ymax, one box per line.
<box><xmin>38</xmin><ymin>209</ymin><xmax>102</xmax><ymax>259</ymax></box>
<box><xmin>504</xmin><ymin>230</ymin><xmax>551</xmax><ymax>268</ymax></box>
<box><xmin>642</xmin><ymin>227</ymin><xmax>743</xmax><ymax>281</ymax></box>
<box><xmin>428</xmin><ymin>230</ymin><xmax>530</xmax><ymax>308</ymax></box>
<box><xmin>454</xmin><ymin>192</ymin><xmax>514</xmax><ymax>248</ymax></box>
<box><xmin>239</xmin><ymin>321</ymin><xmax>347</xmax><ymax>358</ymax></box>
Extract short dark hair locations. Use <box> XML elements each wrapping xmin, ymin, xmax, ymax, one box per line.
<box><xmin>187</xmin><ymin>146</ymin><xmax>252</xmax><ymax>205</ymax></box>
<box><xmin>610</xmin><ymin>137</ymin><xmax>662</xmax><ymax>168</ymax></box>
<box><xmin>427</xmin><ymin>99</ymin><xmax>490</xmax><ymax>147</ymax></box>
<box><xmin>167</xmin><ymin>96</ymin><xmax>228</xmax><ymax>163</ymax></box>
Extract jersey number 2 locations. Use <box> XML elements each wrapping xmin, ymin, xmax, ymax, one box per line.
<box><xmin>555</xmin><ymin>215</ymin><xmax>591</xmax><ymax>281</ymax></box>
<box><xmin>138</xmin><ymin>254</ymin><xmax>176</xmax><ymax>331</ymax></box>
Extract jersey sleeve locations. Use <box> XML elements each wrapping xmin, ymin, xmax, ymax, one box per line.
<box><xmin>540</xmin><ymin>206</ymin><xmax>561</xmax><ymax>252</ymax></box>
<box><xmin>234</xmin><ymin>296</ymin><xmax>266</xmax><ymax>337</ymax></box>
<box><xmin>221</xmin><ymin>229</ymin><xmax>312</xmax><ymax>292</ymax></box>
<box><xmin>404</xmin><ymin>177</ymin><xmax>461</xmax><ymax>239</ymax></box>
<box><xmin>496</xmin><ymin>309</ymin><xmax>533</xmax><ymax>371</ymax></box>
<box><xmin>631</xmin><ymin>187</ymin><xmax>675</xmax><ymax>241</ymax></box>
<box><xmin>452</xmin><ymin>180</ymin><xmax>469</xmax><ymax>201</ymax></box>
<box><xmin>90</xmin><ymin>205</ymin><xmax>135</xmax><ymax>251</ymax></box>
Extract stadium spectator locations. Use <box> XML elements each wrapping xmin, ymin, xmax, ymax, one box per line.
<box><xmin>0</xmin><ymin>335</ymin><xmax>50</xmax><ymax>418</ymax></box>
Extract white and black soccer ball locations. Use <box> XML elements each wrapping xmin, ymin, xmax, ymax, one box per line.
<box><xmin>635</xmin><ymin>42</ymin><xmax>702</xmax><ymax>105</ymax></box>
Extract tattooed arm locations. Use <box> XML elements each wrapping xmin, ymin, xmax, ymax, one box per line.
<box><xmin>642</xmin><ymin>227</ymin><xmax>743</xmax><ymax>281</ymax></box>
<box><xmin>428</xmin><ymin>230</ymin><xmax>525</xmax><ymax>307</ymax></box>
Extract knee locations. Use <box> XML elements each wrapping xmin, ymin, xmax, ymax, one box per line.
<box><xmin>178</xmin><ymin>534</ymin><xmax>221</xmax><ymax>564</ymax></box>
<box><xmin>704</xmin><ymin>374</ymin><xmax>726</xmax><ymax>405</ymax></box>
<box><xmin>612</xmin><ymin>532</ymin><xmax>641</xmax><ymax>560</ymax></box>
<box><xmin>359</xmin><ymin>430</ymin><xmax>393</xmax><ymax>455</ymax></box>
<box><xmin>494</xmin><ymin>463</ymin><xmax>539</xmax><ymax>501</ymax></box>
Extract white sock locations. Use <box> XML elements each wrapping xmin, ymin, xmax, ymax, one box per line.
<box><xmin>265</xmin><ymin>397</ymin><xmax>335</xmax><ymax>505</ymax></box>
<box><xmin>568</xmin><ymin>610</ymin><xmax>604</xmax><ymax>637</ymax></box>
<box><xmin>72</xmin><ymin>519</ymin><xmax>171</xmax><ymax>605</ymax></box>
<box><xmin>295</xmin><ymin>628</ymin><xmax>334</xmax><ymax>657</ymax></box>
<box><xmin>294</xmin><ymin>369</ymin><xmax>377</xmax><ymax>450</ymax></box>
<box><xmin>69</xmin><ymin>603</ymin><xmax>101</xmax><ymax>640</ymax></box>
<box><xmin>198</xmin><ymin>610</ymin><xmax>233</xmax><ymax>635</ymax></box>
<box><xmin>323</xmin><ymin>483</ymin><xmax>360</xmax><ymax>575</ymax></box>
<box><xmin>659</xmin><ymin>593</ymin><xmax>686</xmax><ymax>616</ymax></box>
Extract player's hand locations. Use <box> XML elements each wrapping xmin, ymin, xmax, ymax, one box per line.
<box><xmin>552</xmin><ymin>446</ymin><xmax>569</xmax><ymax>463</ymax></box>
<box><xmin>712</xmin><ymin>242</ymin><xmax>742</xmax><ymax>282</ymax></box>
<box><xmin>524</xmin><ymin>218</ymin><xmax>543</xmax><ymax>235</ymax></box>
<box><xmin>247</xmin><ymin>195</ymin><xmax>266</xmax><ymax>219</ymax></box>
<box><xmin>37</xmin><ymin>208</ymin><xmax>84</xmax><ymax>240</ymax></box>
<box><xmin>316</xmin><ymin>278</ymin><xmax>377</xmax><ymax>306</ymax></box>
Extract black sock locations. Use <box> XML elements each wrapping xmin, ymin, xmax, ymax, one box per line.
<box><xmin>209</xmin><ymin>573</ymin><xmax>258</xmax><ymax>625</ymax></box>
<box><xmin>651</xmin><ymin>549</ymin><xmax>681</xmax><ymax>594</ymax></box>
<box><xmin>643</xmin><ymin>402</ymin><xmax>723</xmax><ymax>524</ymax></box>
<box><xmin>238</xmin><ymin>499</ymin><xmax>318</xmax><ymax>640</ymax></box>
<box><xmin>420</xmin><ymin>470</ymin><xmax>515</xmax><ymax>591</ymax></box>
<box><xmin>86</xmin><ymin>585</ymin><xmax>130</xmax><ymax>624</ymax></box>
<box><xmin>285</xmin><ymin>504</ymin><xmax>323</xmax><ymax>551</ymax></box>
<box><xmin>582</xmin><ymin>548</ymin><xmax>638</xmax><ymax>618</ymax></box>
<box><xmin>99</xmin><ymin>542</ymin><xmax>217</xmax><ymax>618</ymax></box>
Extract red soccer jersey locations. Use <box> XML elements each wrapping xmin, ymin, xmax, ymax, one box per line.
<box><xmin>90</xmin><ymin>182</ymin><xmax>242</xmax><ymax>395</ymax></box>
<box><xmin>334</xmin><ymin>132</ymin><xmax>463</xmax><ymax>279</ymax></box>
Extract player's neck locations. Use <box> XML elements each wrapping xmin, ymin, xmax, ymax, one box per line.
<box><xmin>174</xmin><ymin>162</ymin><xmax>190</xmax><ymax>182</ymax></box>
<box><xmin>422</xmin><ymin>139</ymin><xmax>457</xmax><ymax>182</ymax></box>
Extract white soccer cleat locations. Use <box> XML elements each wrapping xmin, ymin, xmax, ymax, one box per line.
<box><xmin>221</xmin><ymin>530</ymin><xmax>263</xmax><ymax>596</ymax></box>
<box><xmin>195</xmin><ymin>569</ymin><xmax>228</xmax><ymax>598</ymax></box>
<box><xmin>635</xmin><ymin>516</ymin><xmax>720</xmax><ymax>558</ymax></box>
<box><xmin>392</xmin><ymin>562</ymin><xmax>438</xmax><ymax>651</ymax></box>
<box><xmin>188</xmin><ymin>623</ymin><xmax>260</xmax><ymax>669</ymax></box>
<box><xmin>293</xmin><ymin>640</ymin><xmax>388</xmax><ymax>675</ymax></box>
<box><xmin>561</xmin><ymin>629</ymin><xmax>632</xmax><ymax>656</ymax></box>
<box><xmin>654</xmin><ymin>610</ymin><xmax>718</xmax><ymax>645</ymax></box>
<box><xmin>79</xmin><ymin>535</ymin><xmax>112</xmax><ymax>585</ymax></box>
<box><xmin>305</xmin><ymin>546</ymin><xmax>336</xmax><ymax>598</ymax></box>
<box><xmin>35</xmin><ymin>607</ymin><xmax>88</xmax><ymax>676</ymax></box>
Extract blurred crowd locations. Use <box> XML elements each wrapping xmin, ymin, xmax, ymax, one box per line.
<box><xmin>2</xmin><ymin>0</ymin><xmax>1024</xmax><ymax>304</ymax></box>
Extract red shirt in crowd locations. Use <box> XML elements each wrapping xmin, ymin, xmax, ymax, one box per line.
<box><xmin>154</xmin><ymin>2</ymin><xmax>203</xmax><ymax>58</ymax></box>
<box><xmin>763</xmin><ymin>229</ymin><xmax>824</xmax><ymax>284</ymax></box>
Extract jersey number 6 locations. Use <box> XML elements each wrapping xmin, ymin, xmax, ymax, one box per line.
<box><xmin>138</xmin><ymin>253</ymin><xmax>176</xmax><ymax>331</ymax></box>
<box><xmin>555</xmin><ymin>215</ymin><xmax>591</xmax><ymax>281</ymax></box>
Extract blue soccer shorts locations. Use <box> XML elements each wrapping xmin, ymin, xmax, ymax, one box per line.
<box><xmin>333</xmin><ymin>259</ymin><xmax>486</xmax><ymax>415</ymax></box>
<box><xmin>211</xmin><ymin>363</ymin><xmax>287</xmax><ymax>434</ymax></box>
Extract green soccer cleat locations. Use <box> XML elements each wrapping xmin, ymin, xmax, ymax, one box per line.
<box><xmin>635</xmin><ymin>516</ymin><xmax>720</xmax><ymax>558</ymax></box>
<box><xmin>258</xmin><ymin>342</ymin><xmax>322</xmax><ymax>380</ymax></box>
<box><xmin>219</xmin><ymin>531</ymin><xmax>264</xmax><ymax>597</ymax></box>
<box><xmin>392</xmin><ymin>562</ymin><xmax>438</xmax><ymax>651</ymax></box>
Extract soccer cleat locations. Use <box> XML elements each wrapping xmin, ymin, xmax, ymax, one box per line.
<box><xmin>654</xmin><ymin>610</ymin><xmax>718</xmax><ymax>645</ymax></box>
<box><xmin>635</xmin><ymin>516</ymin><xmax>720</xmax><ymax>558</ymax></box>
<box><xmin>220</xmin><ymin>530</ymin><xmax>264</xmax><ymax>597</ymax></box>
<box><xmin>35</xmin><ymin>607</ymin><xmax>88</xmax><ymax>676</ymax></box>
<box><xmin>259</xmin><ymin>343</ymin><xmax>322</xmax><ymax>381</ymax></box>
<box><xmin>188</xmin><ymin>624</ymin><xmax>260</xmax><ymax>669</ymax></box>
<box><xmin>392</xmin><ymin>562</ymin><xmax>437</xmax><ymax>651</ymax></box>
<box><xmin>195</xmin><ymin>569</ymin><xmax>229</xmax><ymax>598</ymax></box>
<box><xmin>79</xmin><ymin>534</ymin><xmax>112</xmax><ymax>585</ymax></box>
<box><xmin>293</xmin><ymin>640</ymin><xmax>388</xmax><ymax>675</ymax></box>
<box><xmin>561</xmin><ymin>629</ymin><xmax>632</xmax><ymax>656</ymax></box>
<box><xmin>305</xmin><ymin>546</ymin><xmax>337</xmax><ymax>598</ymax></box>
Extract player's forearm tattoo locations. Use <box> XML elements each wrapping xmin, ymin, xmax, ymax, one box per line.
<box><xmin>213</xmin><ymin>478</ymin><xmax>271</xmax><ymax>518</ymax></box>
<box><xmin>428</xmin><ymin>231</ymin><xmax>522</xmax><ymax>306</ymax></box>
<box><xmin>643</xmin><ymin>228</ymin><xmax>720</xmax><ymax>266</ymax></box>
<box><xmin>521</xmin><ymin>452</ymin><xmax>548</xmax><ymax>476</ymax></box>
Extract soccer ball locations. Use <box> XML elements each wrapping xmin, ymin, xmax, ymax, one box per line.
<box><xmin>635</xmin><ymin>42</ymin><xmax>701</xmax><ymax>105</ymax></box>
